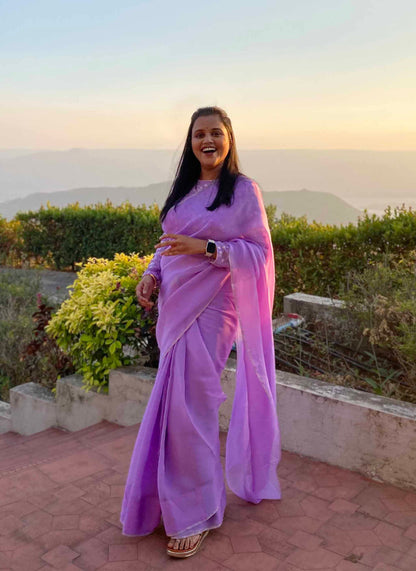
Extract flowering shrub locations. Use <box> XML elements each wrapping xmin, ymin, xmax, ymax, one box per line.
<box><xmin>46</xmin><ymin>253</ymin><xmax>158</xmax><ymax>391</ymax></box>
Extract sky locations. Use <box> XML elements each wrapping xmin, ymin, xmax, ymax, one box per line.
<box><xmin>1</xmin><ymin>0</ymin><xmax>416</xmax><ymax>150</ymax></box>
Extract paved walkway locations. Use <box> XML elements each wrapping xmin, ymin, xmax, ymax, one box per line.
<box><xmin>1</xmin><ymin>422</ymin><xmax>416</xmax><ymax>570</ymax></box>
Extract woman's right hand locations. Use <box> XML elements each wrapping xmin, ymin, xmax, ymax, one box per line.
<box><xmin>135</xmin><ymin>275</ymin><xmax>156</xmax><ymax>310</ymax></box>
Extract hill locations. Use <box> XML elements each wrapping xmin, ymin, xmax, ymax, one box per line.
<box><xmin>0</xmin><ymin>148</ymin><xmax>415</xmax><ymax>212</ymax></box>
<box><xmin>0</xmin><ymin>184</ymin><xmax>362</xmax><ymax>226</ymax></box>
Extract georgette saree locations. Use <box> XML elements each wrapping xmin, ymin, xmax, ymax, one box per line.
<box><xmin>120</xmin><ymin>177</ymin><xmax>281</xmax><ymax>538</ymax></box>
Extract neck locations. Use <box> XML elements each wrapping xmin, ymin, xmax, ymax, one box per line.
<box><xmin>200</xmin><ymin>165</ymin><xmax>222</xmax><ymax>180</ymax></box>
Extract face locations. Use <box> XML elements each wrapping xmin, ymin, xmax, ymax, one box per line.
<box><xmin>191</xmin><ymin>114</ymin><xmax>231</xmax><ymax>179</ymax></box>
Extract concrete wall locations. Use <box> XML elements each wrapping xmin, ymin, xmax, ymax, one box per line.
<box><xmin>2</xmin><ymin>364</ymin><xmax>415</xmax><ymax>491</ymax></box>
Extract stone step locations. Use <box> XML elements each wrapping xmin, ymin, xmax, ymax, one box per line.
<box><xmin>0</xmin><ymin>400</ymin><xmax>11</xmax><ymax>434</ymax></box>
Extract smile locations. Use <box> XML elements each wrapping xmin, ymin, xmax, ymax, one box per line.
<box><xmin>202</xmin><ymin>147</ymin><xmax>216</xmax><ymax>153</ymax></box>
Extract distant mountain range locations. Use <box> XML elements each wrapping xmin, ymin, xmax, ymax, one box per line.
<box><xmin>0</xmin><ymin>148</ymin><xmax>415</xmax><ymax>213</ymax></box>
<box><xmin>0</xmin><ymin>183</ymin><xmax>362</xmax><ymax>226</ymax></box>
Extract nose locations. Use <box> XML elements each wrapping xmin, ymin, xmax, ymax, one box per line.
<box><xmin>202</xmin><ymin>132</ymin><xmax>214</xmax><ymax>143</ymax></box>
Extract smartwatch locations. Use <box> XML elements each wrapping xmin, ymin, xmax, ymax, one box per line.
<box><xmin>205</xmin><ymin>239</ymin><xmax>217</xmax><ymax>258</ymax></box>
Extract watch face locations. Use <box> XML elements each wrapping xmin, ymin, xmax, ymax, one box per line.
<box><xmin>206</xmin><ymin>241</ymin><xmax>216</xmax><ymax>254</ymax></box>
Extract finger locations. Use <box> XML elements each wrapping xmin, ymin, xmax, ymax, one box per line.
<box><xmin>155</xmin><ymin>241</ymin><xmax>175</xmax><ymax>249</ymax></box>
<box><xmin>160</xmin><ymin>233</ymin><xmax>178</xmax><ymax>239</ymax></box>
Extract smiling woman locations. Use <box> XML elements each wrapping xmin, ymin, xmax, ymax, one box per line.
<box><xmin>120</xmin><ymin>106</ymin><xmax>281</xmax><ymax>559</ymax></box>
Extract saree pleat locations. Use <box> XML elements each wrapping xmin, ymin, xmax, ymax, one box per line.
<box><xmin>121</xmin><ymin>281</ymin><xmax>237</xmax><ymax>538</ymax></box>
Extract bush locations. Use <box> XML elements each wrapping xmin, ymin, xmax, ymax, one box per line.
<box><xmin>46</xmin><ymin>253</ymin><xmax>158</xmax><ymax>391</ymax></box>
<box><xmin>271</xmin><ymin>207</ymin><xmax>416</xmax><ymax>310</ymax></box>
<box><xmin>0</xmin><ymin>270</ymin><xmax>40</xmax><ymax>400</ymax></box>
<box><xmin>0</xmin><ymin>217</ymin><xmax>20</xmax><ymax>266</ymax></box>
<box><xmin>340</xmin><ymin>253</ymin><xmax>416</xmax><ymax>399</ymax></box>
<box><xmin>16</xmin><ymin>201</ymin><xmax>162</xmax><ymax>270</ymax></box>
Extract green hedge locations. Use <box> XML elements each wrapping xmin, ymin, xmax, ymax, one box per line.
<box><xmin>271</xmin><ymin>207</ymin><xmax>416</xmax><ymax>309</ymax></box>
<box><xmin>3</xmin><ymin>203</ymin><xmax>416</xmax><ymax>312</ymax></box>
<box><xmin>15</xmin><ymin>201</ymin><xmax>162</xmax><ymax>270</ymax></box>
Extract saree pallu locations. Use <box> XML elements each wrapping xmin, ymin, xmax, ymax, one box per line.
<box><xmin>121</xmin><ymin>177</ymin><xmax>281</xmax><ymax>538</ymax></box>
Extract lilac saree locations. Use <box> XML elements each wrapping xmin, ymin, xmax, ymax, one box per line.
<box><xmin>120</xmin><ymin>177</ymin><xmax>281</xmax><ymax>538</ymax></box>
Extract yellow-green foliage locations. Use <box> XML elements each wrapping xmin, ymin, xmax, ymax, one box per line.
<box><xmin>0</xmin><ymin>217</ymin><xmax>20</xmax><ymax>265</ymax></box>
<box><xmin>46</xmin><ymin>252</ymin><xmax>154</xmax><ymax>391</ymax></box>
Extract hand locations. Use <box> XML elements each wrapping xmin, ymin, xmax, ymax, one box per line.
<box><xmin>155</xmin><ymin>234</ymin><xmax>207</xmax><ymax>256</ymax></box>
<box><xmin>135</xmin><ymin>275</ymin><xmax>156</xmax><ymax>310</ymax></box>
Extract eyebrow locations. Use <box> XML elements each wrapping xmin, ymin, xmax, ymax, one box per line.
<box><xmin>193</xmin><ymin>128</ymin><xmax>224</xmax><ymax>134</ymax></box>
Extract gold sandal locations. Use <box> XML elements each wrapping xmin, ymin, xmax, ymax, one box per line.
<box><xmin>167</xmin><ymin>530</ymin><xmax>209</xmax><ymax>558</ymax></box>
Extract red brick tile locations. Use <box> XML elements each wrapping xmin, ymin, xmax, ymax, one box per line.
<box><xmin>99</xmin><ymin>562</ymin><xmax>149</xmax><ymax>571</ymax></box>
<box><xmin>404</xmin><ymin>492</ymin><xmax>416</xmax><ymax>509</ymax></box>
<box><xmin>201</xmin><ymin>531</ymin><xmax>233</xmax><ymax>563</ymax></box>
<box><xmin>347</xmin><ymin>529</ymin><xmax>382</xmax><ymax>547</ymax></box>
<box><xmin>272</xmin><ymin>515</ymin><xmax>323</xmax><ymax>535</ymax></box>
<box><xmin>353</xmin><ymin>545</ymin><xmax>403</xmax><ymax>568</ymax></box>
<box><xmin>299</xmin><ymin>496</ymin><xmax>332</xmax><ymax>522</ymax></box>
<box><xmin>384</xmin><ymin>510</ymin><xmax>416</xmax><ymax>529</ymax></box>
<box><xmin>316</xmin><ymin>522</ymin><xmax>354</xmax><ymax>556</ymax></box>
<box><xmin>287</xmin><ymin>530</ymin><xmax>323</xmax><ymax>551</ymax></box>
<box><xmin>230</xmin><ymin>535</ymin><xmax>261</xmax><ymax>553</ymax></box>
<box><xmin>285</xmin><ymin>547</ymin><xmax>343</xmax><ymax>569</ymax></box>
<box><xmin>381</xmin><ymin>497</ymin><xmax>412</xmax><ymax>512</ymax></box>
<box><xmin>136</xmin><ymin>534</ymin><xmax>171</xmax><ymax>567</ymax></box>
<box><xmin>104</xmin><ymin>513</ymin><xmax>123</xmax><ymax>529</ymax></box>
<box><xmin>78</xmin><ymin>507</ymin><xmax>112</xmax><ymax>535</ymax></box>
<box><xmin>37</xmin><ymin>530</ymin><xmax>87</xmax><ymax>551</ymax></box>
<box><xmin>372</xmin><ymin>564</ymin><xmax>402</xmax><ymax>571</ymax></box>
<box><xmin>329</xmin><ymin>499</ymin><xmax>359</xmax><ymax>514</ymax></box>
<box><xmin>335</xmin><ymin>561</ymin><xmax>371</xmax><ymax>571</ymax></box>
<box><xmin>314</xmin><ymin>484</ymin><xmax>366</xmax><ymax>502</ymax></box>
<box><xmin>108</xmin><ymin>543</ymin><xmax>138</xmax><ymax>561</ymax></box>
<box><xmin>41</xmin><ymin>544</ymin><xmax>79</xmax><ymax>567</ymax></box>
<box><xmin>256</xmin><ymin>527</ymin><xmax>296</xmax><ymax>561</ymax></box>
<box><xmin>373</xmin><ymin>521</ymin><xmax>414</xmax><ymax>553</ymax></box>
<box><xmin>248</xmin><ymin>500</ymin><xmax>280</xmax><ymax>525</ymax></box>
<box><xmin>328</xmin><ymin>511</ymin><xmax>379</xmax><ymax>531</ymax></box>
<box><xmin>0</xmin><ymin>551</ymin><xmax>12</xmax><ymax>569</ymax></box>
<box><xmin>52</xmin><ymin>515</ymin><xmax>80</xmax><ymax>530</ymax></box>
<box><xmin>38</xmin><ymin>565</ymin><xmax>80</xmax><ymax>571</ymax></box>
<box><xmin>37</xmin><ymin>451</ymin><xmax>109</xmax><ymax>485</ymax></box>
<box><xmin>72</xmin><ymin>537</ymin><xmax>108</xmax><ymax>570</ymax></box>
<box><xmin>397</xmin><ymin>553</ymin><xmax>416</xmax><ymax>571</ymax></box>
<box><xmin>52</xmin><ymin>485</ymin><xmax>84</xmax><ymax>502</ymax></box>
<box><xmin>95</xmin><ymin>526</ymin><xmax>140</xmax><ymax>545</ymax></box>
<box><xmin>110</xmin><ymin>485</ymin><xmax>125</xmax><ymax>498</ymax></box>
<box><xmin>223</xmin><ymin>551</ymin><xmax>281</xmax><ymax>570</ymax></box>
<box><xmin>276</xmin><ymin>499</ymin><xmax>305</xmax><ymax>518</ymax></box>
<box><xmin>1</xmin><ymin>501</ymin><xmax>37</xmax><ymax>519</ymax></box>
<box><xmin>43</xmin><ymin>498</ymin><xmax>91</xmax><ymax>517</ymax></box>
<box><xmin>0</xmin><ymin>514</ymin><xmax>24</xmax><ymax>537</ymax></box>
<box><xmin>96</xmin><ymin>496</ymin><xmax>121</xmax><ymax>514</ymax></box>
<box><xmin>10</xmin><ymin>543</ymin><xmax>45</xmax><ymax>571</ymax></box>
<box><xmin>12</xmin><ymin>469</ymin><xmax>57</xmax><ymax>494</ymax></box>
<box><xmin>220</xmin><ymin>517</ymin><xmax>265</xmax><ymax>538</ymax></box>
<box><xmin>27</xmin><ymin>491</ymin><xmax>56</xmax><ymax>509</ymax></box>
<box><xmin>404</xmin><ymin>523</ymin><xmax>416</xmax><ymax>540</ymax></box>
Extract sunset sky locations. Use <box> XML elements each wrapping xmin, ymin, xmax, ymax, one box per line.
<box><xmin>1</xmin><ymin>0</ymin><xmax>415</xmax><ymax>150</ymax></box>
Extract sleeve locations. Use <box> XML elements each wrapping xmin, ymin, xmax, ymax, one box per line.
<box><xmin>142</xmin><ymin>248</ymin><xmax>162</xmax><ymax>285</ymax></box>
<box><xmin>209</xmin><ymin>240</ymin><xmax>230</xmax><ymax>268</ymax></box>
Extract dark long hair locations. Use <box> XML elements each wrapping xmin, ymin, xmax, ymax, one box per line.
<box><xmin>160</xmin><ymin>106</ymin><xmax>241</xmax><ymax>222</ymax></box>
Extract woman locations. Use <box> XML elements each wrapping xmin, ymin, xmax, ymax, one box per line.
<box><xmin>120</xmin><ymin>107</ymin><xmax>281</xmax><ymax>558</ymax></box>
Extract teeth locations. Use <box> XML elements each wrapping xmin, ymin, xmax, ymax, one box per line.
<box><xmin>203</xmin><ymin>148</ymin><xmax>215</xmax><ymax>152</ymax></box>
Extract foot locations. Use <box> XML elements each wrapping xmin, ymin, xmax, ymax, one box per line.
<box><xmin>167</xmin><ymin>534</ymin><xmax>201</xmax><ymax>553</ymax></box>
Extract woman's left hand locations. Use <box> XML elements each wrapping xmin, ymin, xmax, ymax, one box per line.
<box><xmin>155</xmin><ymin>234</ymin><xmax>207</xmax><ymax>256</ymax></box>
